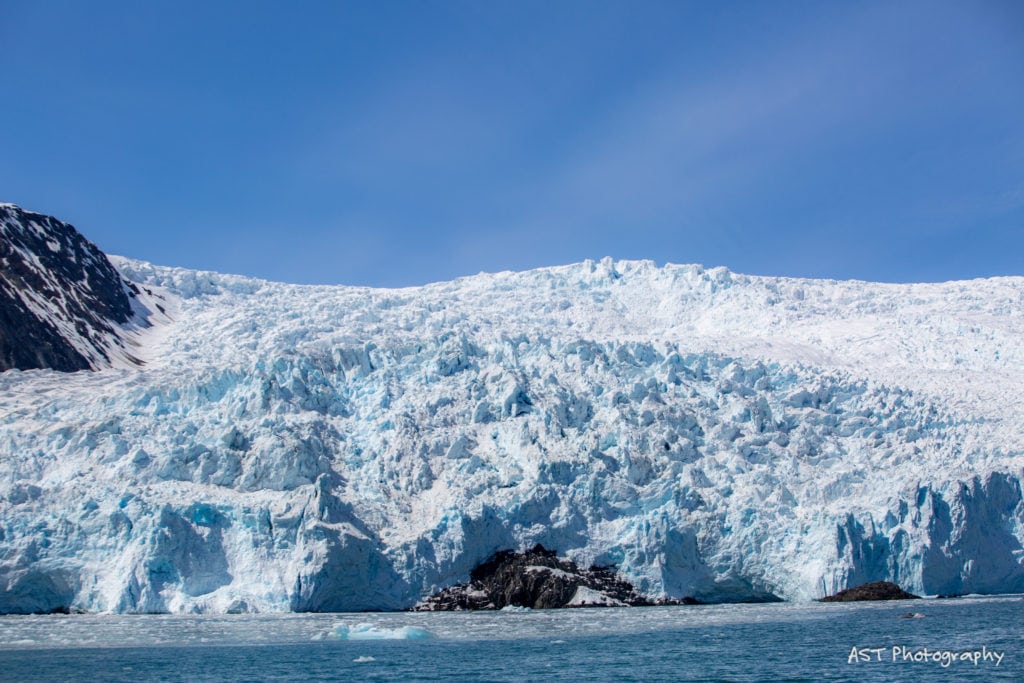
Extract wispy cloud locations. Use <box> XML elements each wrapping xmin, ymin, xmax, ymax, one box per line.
<box><xmin>496</xmin><ymin>4</ymin><xmax>924</xmax><ymax>233</ymax></box>
<box><xmin>7</xmin><ymin>1</ymin><xmax>1017</xmax><ymax>285</ymax></box>
<box><xmin>429</xmin><ymin>0</ymin><xmax>1023</xmax><ymax>281</ymax></box>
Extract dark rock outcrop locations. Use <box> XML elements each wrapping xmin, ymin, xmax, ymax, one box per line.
<box><xmin>0</xmin><ymin>203</ymin><xmax>145</xmax><ymax>372</ymax></box>
<box><xmin>414</xmin><ymin>544</ymin><xmax>699</xmax><ymax>610</ymax></box>
<box><xmin>819</xmin><ymin>580</ymin><xmax>921</xmax><ymax>602</ymax></box>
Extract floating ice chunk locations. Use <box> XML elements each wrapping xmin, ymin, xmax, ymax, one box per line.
<box><xmin>499</xmin><ymin>604</ymin><xmax>532</xmax><ymax>612</ymax></box>
<box><xmin>353</xmin><ymin>656</ymin><xmax>377</xmax><ymax>663</ymax></box>
<box><xmin>330</xmin><ymin>623</ymin><xmax>434</xmax><ymax>640</ymax></box>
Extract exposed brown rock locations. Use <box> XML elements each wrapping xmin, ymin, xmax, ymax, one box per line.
<box><xmin>819</xmin><ymin>581</ymin><xmax>920</xmax><ymax>602</ymax></box>
<box><xmin>414</xmin><ymin>544</ymin><xmax>699</xmax><ymax>611</ymax></box>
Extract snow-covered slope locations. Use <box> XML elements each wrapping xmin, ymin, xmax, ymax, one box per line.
<box><xmin>0</xmin><ymin>204</ymin><xmax>167</xmax><ymax>372</ymax></box>
<box><xmin>2</xmin><ymin>213</ymin><xmax>1023</xmax><ymax>612</ymax></box>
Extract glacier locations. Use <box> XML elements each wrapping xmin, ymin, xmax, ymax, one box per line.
<box><xmin>2</xmin><ymin>241</ymin><xmax>1024</xmax><ymax>612</ymax></box>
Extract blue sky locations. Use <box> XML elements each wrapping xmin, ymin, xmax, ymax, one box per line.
<box><xmin>2</xmin><ymin>1</ymin><xmax>1022</xmax><ymax>286</ymax></box>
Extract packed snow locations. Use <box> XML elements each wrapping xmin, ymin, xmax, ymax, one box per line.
<box><xmin>567</xmin><ymin>586</ymin><xmax>626</xmax><ymax>607</ymax></box>
<box><xmin>1</xmin><ymin>254</ymin><xmax>1023</xmax><ymax>613</ymax></box>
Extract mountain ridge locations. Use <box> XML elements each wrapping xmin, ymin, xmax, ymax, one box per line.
<box><xmin>0</xmin><ymin>204</ymin><xmax>168</xmax><ymax>372</ymax></box>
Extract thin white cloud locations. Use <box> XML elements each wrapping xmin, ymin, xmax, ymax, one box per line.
<box><xmin>504</xmin><ymin>3</ymin><xmax>924</xmax><ymax>234</ymax></box>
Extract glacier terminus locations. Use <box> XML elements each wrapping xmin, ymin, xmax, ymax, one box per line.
<box><xmin>1</xmin><ymin>204</ymin><xmax>1023</xmax><ymax>614</ymax></box>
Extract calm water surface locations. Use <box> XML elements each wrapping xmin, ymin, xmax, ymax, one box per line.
<box><xmin>0</xmin><ymin>596</ymin><xmax>1021</xmax><ymax>681</ymax></box>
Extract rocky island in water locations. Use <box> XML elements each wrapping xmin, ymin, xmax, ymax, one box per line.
<box><xmin>819</xmin><ymin>581</ymin><xmax>921</xmax><ymax>602</ymax></box>
<box><xmin>415</xmin><ymin>545</ymin><xmax>700</xmax><ymax>610</ymax></box>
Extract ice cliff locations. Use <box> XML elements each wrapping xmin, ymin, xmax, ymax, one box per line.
<box><xmin>1</xmin><ymin>204</ymin><xmax>1023</xmax><ymax>613</ymax></box>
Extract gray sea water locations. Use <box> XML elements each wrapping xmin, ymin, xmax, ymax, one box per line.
<box><xmin>0</xmin><ymin>596</ymin><xmax>1020</xmax><ymax>682</ymax></box>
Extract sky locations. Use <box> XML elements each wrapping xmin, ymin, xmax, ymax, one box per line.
<box><xmin>1</xmin><ymin>0</ymin><xmax>1022</xmax><ymax>287</ymax></box>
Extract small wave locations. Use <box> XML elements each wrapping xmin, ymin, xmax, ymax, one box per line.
<box><xmin>353</xmin><ymin>656</ymin><xmax>377</xmax><ymax>663</ymax></box>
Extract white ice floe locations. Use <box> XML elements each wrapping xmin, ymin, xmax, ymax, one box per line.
<box><xmin>330</xmin><ymin>623</ymin><xmax>434</xmax><ymax>640</ymax></box>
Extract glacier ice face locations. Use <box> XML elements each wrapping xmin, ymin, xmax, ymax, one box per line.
<box><xmin>2</xmin><ymin>254</ymin><xmax>1024</xmax><ymax>612</ymax></box>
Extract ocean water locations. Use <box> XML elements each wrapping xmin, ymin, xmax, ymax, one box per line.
<box><xmin>0</xmin><ymin>596</ymin><xmax>1020</xmax><ymax>682</ymax></box>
